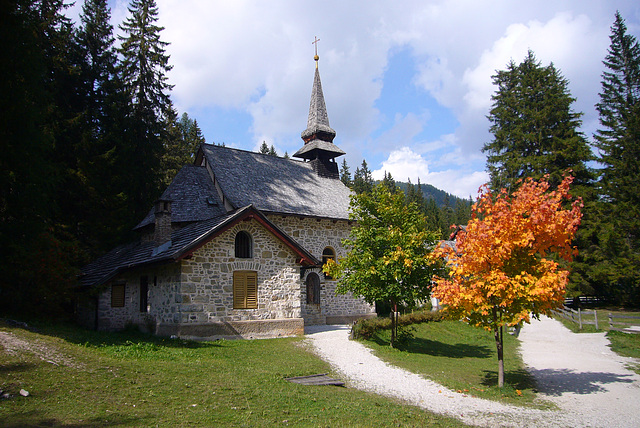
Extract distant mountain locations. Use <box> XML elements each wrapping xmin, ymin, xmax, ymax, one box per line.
<box><xmin>394</xmin><ymin>181</ymin><xmax>472</xmax><ymax>207</ymax></box>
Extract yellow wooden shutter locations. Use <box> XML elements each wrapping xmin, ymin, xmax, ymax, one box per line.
<box><xmin>245</xmin><ymin>271</ymin><xmax>257</xmax><ymax>309</ymax></box>
<box><xmin>233</xmin><ymin>271</ymin><xmax>257</xmax><ymax>309</ymax></box>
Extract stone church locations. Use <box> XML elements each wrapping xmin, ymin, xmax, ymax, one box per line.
<box><xmin>79</xmin><ymin>55</ymin><xmax>376</xmax><ymax>339</ymax></box>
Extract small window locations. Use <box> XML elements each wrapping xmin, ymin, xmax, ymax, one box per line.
<box><xmin>233</xmin><ymin>271</ymin><xmax>258</xmax><ymax>309</ymax></box>
<box><xmin>322</xmin><ymin>247</ymin><xmax>336</xmax><ymax>279</ymax></box>
<box><xmin>235</xmin><ymin>231</ymin><xmax>253</xmax><ymax>258</ymax></box>
<box><xmin>306</xmin><ymin>272</ymin><xmax>321</xmax><ymax>304</ymax></box>
<box><xmin>140</xmin><ymin>276</ymin><xmax>149</xmax><ymax>313</ymax></box>
<box><xmin>111</xmin><ymin>283</ymin><xmax>125</xmax><ymax>308</ymax></box>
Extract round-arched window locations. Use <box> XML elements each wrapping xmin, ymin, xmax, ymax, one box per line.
<box><xmin>235</xmin><ymin>231</ymin><xmax>252</xmax><ymax>258</ymax></box>
<box><xmin>322</xmin><ymin>247</ymin><xmax>336</xmax><ymax>279</ymax></box>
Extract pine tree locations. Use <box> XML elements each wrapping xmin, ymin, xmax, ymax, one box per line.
<box><xmin>161</xmin><ymin>110</ymin><xmax>205</xmax><ymax>185</ymax></box>
<box><xmin>339</xmin><ymin>159</ymin><xmax>352</xmax><ymax>187</ymax></box>
<box><xmin>483</xmin><ymin>50</ymin><xmax>593</xmax><ymax>193</ymax></box>
<box><xmin>352</xmin><ymin>160</ymin><xmax>373</xmax><ymax>194</ymax></box>
<box><xmin>118</xmin><ymin>0</ymin><xmax>174</xmax><ymax>220</ymax></box>
<box><xmin>381</xmin><ymin>171</ymin><xmax>397</xmax><ymax>193</ymax></box>
<box><xmin>259</xmin><ymin>141</ymin><xmax>269</xmax><ymax>154</ymax></box>
<box><xmin>588</xmin><ymin>11</ymin><xmax>640</xmax><ymax>304</ymax></box>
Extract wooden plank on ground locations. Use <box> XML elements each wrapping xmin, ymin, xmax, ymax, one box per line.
<box><xmin>286</xmin><ymin>373</ymin><xmax>345</xmax><ymax>386</ymax></box>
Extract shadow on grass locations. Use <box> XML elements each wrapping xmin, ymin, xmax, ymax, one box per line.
<box><xmin>370</xmin><ymin>333</ymin><xmax>493</xmax><ymax>358</ymax></box>
<box><xmin>2</xmin><ymin>319</ymin><xmax>218</xmax><ymax>351</ymax></box>
<box><xmin>481</xmin><ymin>368</ymin><xmax>539</xmax><ymax>391</ymax></box>
<box><xmin>2</xmin><ymin>410</ymin><xmax>146</xmax><ymax>427</ymax></box>
<box><xmin>0</xmin><ymin>362</ymin><xmax>35</xmax><ymax>373</ymax></box>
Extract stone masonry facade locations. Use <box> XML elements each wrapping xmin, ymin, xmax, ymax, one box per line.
<box><xmin>93</xmin><ymin>215</ymin><xmax>374</xmax><ymax>339</ymax></box>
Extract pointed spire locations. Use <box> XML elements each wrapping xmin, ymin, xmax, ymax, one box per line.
<box><xmin>301</xmin><ymin>67</ymin><xmax>336</xmax><ymax>142</ymax></box>
<box><xmin>293</xmin><ymin>41</ymin><xmax>345</xmax><ymax>178</ymax></box>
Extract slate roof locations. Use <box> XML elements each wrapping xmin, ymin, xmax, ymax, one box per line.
<box><xmin>300</xmin><ymin>67</ymin><xmax>336</xmax><ymax>142</ymax></box>
<box><xmin>80</xmin><ymin>206</ymin><xmax>320</xmax><ymax>287</ymax></box>
<box><xmin>136</xmin><ymin>164</ymin><xmax>226</xmax><ymax>229</ymax></box>
<box><xmin>201</xmin><ymin>144</ymin><xmax>353</xmax><ymax>220</ymax></box>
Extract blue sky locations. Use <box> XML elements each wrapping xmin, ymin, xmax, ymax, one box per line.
<box><xmin>66</xmin><ymin>0</ymin><xmax>640</xmax><ymax>198</ymax></box>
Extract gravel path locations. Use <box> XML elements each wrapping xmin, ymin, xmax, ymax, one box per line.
<box><xmin>306</xmin><ymin>317</ymin><xmax>640</xmax><ymax>427</ymax></box>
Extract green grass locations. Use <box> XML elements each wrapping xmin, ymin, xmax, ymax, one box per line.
<box><xmin>607</xmin><ymin>330</ymin><xmax>640</xmax><ymax>375</ymax></box>
<box><xmin>361</xmin><ymin>321</ymin><xmax>551</xmax><ymax>409</ymax></box>
<box><xmin>0</xmin><ymin>321</ymin><xmax>467</xmax><ymax>427</ymax></box>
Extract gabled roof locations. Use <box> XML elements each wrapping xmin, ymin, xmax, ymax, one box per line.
<box><xmin>136</xmin><ymin>165</ymin><xmax>226</xmax><ymax>229</ymax></box>
<box><xmin>80</xmin><ymin>206</ymin><xmax>320</xmax><ymax>287</ymax></box>
<box><xmin>199</xmin><ymin>144</ymin><xmax>352</xmax><ymax>220</ymax></box>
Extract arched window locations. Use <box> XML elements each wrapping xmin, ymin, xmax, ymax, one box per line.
<box><xmin>322</xmin><ymin>247</ymin><xmax>336</xmax><ymax>279</ymax></box>
<box><xmin>306</xmin><ymin>272</ymin><xmax>321</xmax><ymax>305</ymax></box>
<box><xmin>235</xmin><ymin>231</ymin><xmax>252</xmax><ymax>258</ymax></box>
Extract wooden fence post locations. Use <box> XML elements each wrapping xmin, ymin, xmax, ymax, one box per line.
<box><xmin>578</xmin><ymin>308</ymin><xmax>582</xmax><ymax>330</ymax></box>
<box><xmin>594</xmin><ymin>309</ymin><xmax>598</xmax><ymax>330</ymax></box>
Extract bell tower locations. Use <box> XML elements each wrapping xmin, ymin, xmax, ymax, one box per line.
<box><xmin>293</xmin><ymin>38</ymin><xmax>345</xmax><ymax>179</ymax></box>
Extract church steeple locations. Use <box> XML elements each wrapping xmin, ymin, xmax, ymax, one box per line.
<box><xmin>293</xmin><ymin>38</ymin><xmax>345</xmax><ymax>179</ymax></box>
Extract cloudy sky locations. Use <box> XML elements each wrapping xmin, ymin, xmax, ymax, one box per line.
<box><xmin>67</xmin><ymin>0</ymin><xmax>640</xmax><ymax>198</ymax></box>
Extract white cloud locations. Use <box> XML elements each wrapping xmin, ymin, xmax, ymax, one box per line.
<box><xmin>372</xmin><ymin>147</ymin><xmax>429</xmax><ymax>182</ymax></box>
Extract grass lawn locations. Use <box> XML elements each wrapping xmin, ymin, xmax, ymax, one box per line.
<box><xmin>0</xmin><ymin>320</ymin><xmax>468</xmax><ymax>427</ymax></box>
<box><xmin>361</xmin><ymin>320</ymin><xmax>551</xmax><ymax>408</ymax></box>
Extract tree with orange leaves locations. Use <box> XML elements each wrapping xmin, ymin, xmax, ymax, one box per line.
<box><xmin>432</xmin><ymin>174</ymin><xmax>582</xmax><ymax>387</ymax></box>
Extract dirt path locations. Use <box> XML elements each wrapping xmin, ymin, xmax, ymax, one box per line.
<box><xmin>306</xmin><ymin>318</ymin><xmax>640</xmax><ymax>427</ymax></box>
<box><xmin>518</xmin><ymin>316</ymin><xmax>640</xmax><ymax>427</ymax></box>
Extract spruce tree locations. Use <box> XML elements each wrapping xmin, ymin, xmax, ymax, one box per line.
<box><xmin>352</xmin><ymin>160</ymin><xmax>373</xmax><ymax>194</ymax></box>
<box><xmin>483</xmin><ymin>50</ymin><xmax>593</xmax><ymax>193</ymax></box>
<box><xmin>339</xmin><ymin>159</ymin><xmax>352</xmax><ymax>187</ymax></box>
<box><xmin>589</xmin><ymin>11</ymin><xmax>640</xmax><ymax>304</ymax></box>
<box><xmin>118</xmin><ymin>0</ymin><xmax>174</xmax><ymax>220</ymax></box>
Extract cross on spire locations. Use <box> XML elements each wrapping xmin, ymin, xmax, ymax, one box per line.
<box><xmin>312</xmin><ymin>36</ymin><xmax>320</xmax><ymax>67</ymax></box>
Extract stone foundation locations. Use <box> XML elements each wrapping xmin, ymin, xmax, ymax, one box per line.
<box><xmin>156</xmin><ymin>318</ymin><xmax>304</xmax><ymax>340</ymax></box>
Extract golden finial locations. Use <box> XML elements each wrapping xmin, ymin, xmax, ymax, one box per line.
<box><xmin>312</xmin><ymin>36</ymin><xmax>320</xmax><ymax>67</ymax></box>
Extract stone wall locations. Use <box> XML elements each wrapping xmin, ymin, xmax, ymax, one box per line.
<box><xmin>268</xmin><ymin>215</ymin><xmax>375</xmax><ymax>322</ymax></box>
<box><xmin>177</xmin><ymin>220</ymin><xmax>303</xmax><ymax>325</ymax></box>
<box><xmin>95</xmin><ymin>263</ymin><xmax>181</xmax><ymax>331</ymax></box>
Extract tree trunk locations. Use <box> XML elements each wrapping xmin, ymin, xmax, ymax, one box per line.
<box><xmin>390</xmin><ymin>301</ymin><xmax>397</xmax><ymax>347</ymax></box>
<box><xmin>494</xmin><ymin>325</ymin><xmax>504</xmax><ymax>387</ymax></box>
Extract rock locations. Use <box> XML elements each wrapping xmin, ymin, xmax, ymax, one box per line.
<box><xmin>19</xmin><ymin>389</ymin><xmax>29</xmax><ymax>397</ymax></box>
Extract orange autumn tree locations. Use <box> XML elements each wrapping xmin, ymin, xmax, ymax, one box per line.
<box><xmin>432</xmin><ymin>174</ymin><xmax>582</xmax><ymax>387</ymax></box>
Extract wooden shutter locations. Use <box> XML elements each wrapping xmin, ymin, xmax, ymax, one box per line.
<box><xmin>111</xmin><ymin>284</ymin><xmax>125</xmax><ymax>308</ymax></box>
<box><xmin>233</xmin><ymin>271</ymin><xmax>257</xmax><ymax>309</ymax></box>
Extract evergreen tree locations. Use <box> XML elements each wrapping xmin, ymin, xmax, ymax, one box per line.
<box><xmin>339</xmin><ymin>159</ymin><xmax>352</xmax><ymax>187</ymax></box>
<box><xmin>74</xmin><ymin>0</ymin><xmax>134</xmax><ymax>253</ymax></box>
<box><xmin>259</xmin><ymin>141</ymin><xmax>269</xmax><ymax>154</ymax></box>
<box><xmin>587</xmin><ymin>11</ymin><xmax>640</xmax><ymax>304</ymax></box>
<box><xmin>381</xmin><ymin>171</ymin><xmax>397</xmax><ymax>193</ymax></box>
<box><xmin>352</xmin><ymin>160</ymin><xmax>373</xmax><ymax>194</ymax></box>
<box><xmin>483</xmin><ymin>50</ymin><xmax>593</xmax><ymax>193</ymax></box>
<box><xmin>268</xmin><ymin>145</ymin><xmax>277</xmax><ymax>156</ymax></box>
<box><xmin>161</xmin><ymin>110</ymin><xmax>205</xmax><ymax>185</ymax></box>
<box><xmin>118</xmin><ymin>0</ymin><xmax>174</xmax><ymax>220</ymax></box>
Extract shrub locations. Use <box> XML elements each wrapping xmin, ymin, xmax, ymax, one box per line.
<box><xmin>351</xmin><ymin>310</ymin><xmax>445</xmax><ymax>340</ymax></box>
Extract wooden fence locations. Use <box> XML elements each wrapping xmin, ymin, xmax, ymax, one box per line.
<box><xmin>608</xmin><ymin>313</ymin><xmax>640</xmax><ymax>334</ymax></box>
<box><xmin>553</xmin><ymin>307</ymin><xmax>599</xmax><ymax>330</ymax></box>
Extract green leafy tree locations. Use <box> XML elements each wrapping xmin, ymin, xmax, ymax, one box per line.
<box><xmin>324</xmin><ymin>183</ymin><xmax>443</xmax><ymax>347</ymax></box>
<box><xmin>118</xmin><ymin>0</ymin><xmax>174</xmax><ymax>220</ymax></box>
<box><xmin>483</xmin><ymin>50</ymin><xmax>593</xmax><ymax>193</ymax></box>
